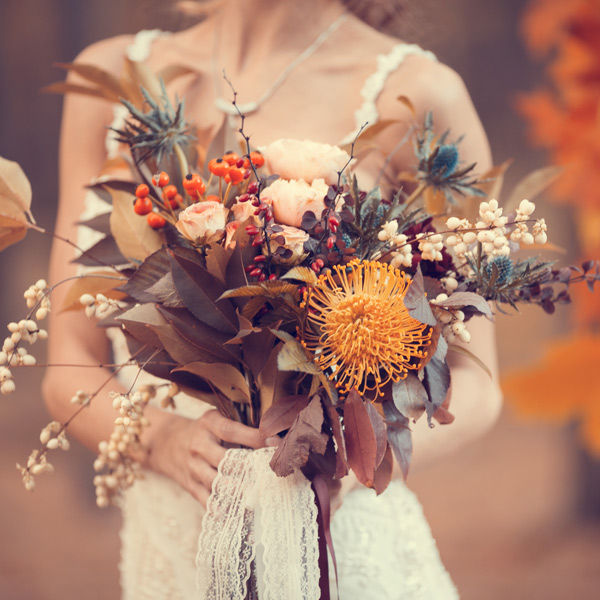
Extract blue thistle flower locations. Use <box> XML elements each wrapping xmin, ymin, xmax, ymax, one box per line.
<box><xmin>485</xmin><ymin>256</ymin><xmax>514</xmax><ymax>284</ymax></box>
<box><xmin>432</xmin><ymin>144</ymin><xmax>459</xmax><ymax>176</ymax></box>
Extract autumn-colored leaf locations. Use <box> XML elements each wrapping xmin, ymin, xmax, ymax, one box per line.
<box><xmin>54</xmin><ymin>62</ymin><xmax>126</xmax><ymax>100</ymax></box>
<box><xmin>277</xmin><ymin>337</ymin><xmax>320</xmax><ymax>375</ymax></box>
<box><xmin>434</xmin><ymin>291</ymin><xmax>492</xmax><ymax>316</ymax></box>
<box><xmin>392</xmin><ymin>373</ymin><xmax>428</xmax><ymax>421</ymax></box>
<box><xmin>281</xmin><ymin>266</ymin><xmax>318</xmax><ymax>285</ymax></box>
<box><xmin>372</xmin><ymin>443</ymin><xmax>394</xmax><ymax>495</ymax></box>
<box><xmin>60</xmin><ymin>271</ymin><xmax>127</xmax><ymax>312</ymax></box>
<box><xmin>423</xmin><ymin>357</ymin><xmax>451</xmax><ymax>426</ymax></box>
<box><xmin>504</xmin><ymin>165</ymin><xmax>564</xmax><ymax>214</ymax></box>
<box><xmin>41</xmin><ymin>81</ymin><xmax>118</xmax><ymax>102</ymax></box>
<box><xmin>447</xmin><ymin>343</ymin><xmax>493</xmax><ymax>378</ymax></box>
<box><xmin>174</xmin><ymin>361</ymin><xmax>251</xmax><ymax>404</ymax></box>
<box><xmin>0</xmin><ymin>155</ymin><xmax>34</xmax><ymax>252</ymax></box>
<box><xmin>343</xmin><ymin>389</ymin><xmax>379</xmax><ymax>488</ymax></box>
<box><xmin>269</xmin><ymin>394</ymin><xmax>328</xmax><ymax>477</ymax></box>
<box><xmin>259</xmin><ymin>394</ymin><xmax>312</xmax><ymax>438</ymax></box>
<box><xmin>109</xmin><ymin>188</ymin><xmax>164</xmax><ymax>262</ymax></box>
<box><xmin>397</xmin><ymin>95</ymin><xmax>416</xmax><ymax>116</ymax></box>
<box><xmin>382</xmin><ymin>399</ymin><xmax>413</xmax><ymax>480</ymax></box>
<box><xmin>206</xmin><ymin>242</ymin><xmax>231</xmax><ymax>285</ymax></box>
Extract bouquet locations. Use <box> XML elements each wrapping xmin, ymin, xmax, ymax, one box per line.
<box><xmin>1</xmin><ymin>66</ymin><xmax>599</xmax><ymax>598</ymax></box>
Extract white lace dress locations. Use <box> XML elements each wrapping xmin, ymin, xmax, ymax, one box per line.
<box><xmin>80</xmin><ymin>30</ymin><xmax>459</xmax><ymax>600</ymax></box>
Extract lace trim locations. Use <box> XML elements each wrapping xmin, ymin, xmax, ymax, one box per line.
<box><xmin>341</xmin><ymin>43</ymin><xmax>437</xmax><ymax>145</ymax></box>
<box><xmin>196</xmin><ymin>448</ymin><xmax>320</xmax><ymax>600</ymax></box>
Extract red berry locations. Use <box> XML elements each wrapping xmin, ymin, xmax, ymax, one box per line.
<box><xmin>268</xmin><ymin>274</ymin><xmax>277</xmax><ymax>281</ymax></box>
<box><xmin>250</xmin><ymin>268</ymin><xmax>262</xmax><ymax>277</ymax></box>
<box><xmin>251</xmin><ymin>197</ymin><xmax>261</xmax><ymax>207</ymax></box>
<box><xmin>254</xmin><ymin>255</ymin><xmax>266</xmax><ymax>263</ymax></box>
<box><xmin>250</xmin><ymin>151</ymin><xmax>265</xmax><ymax>168</ymax></box>
<box><xmin>252</xmin><ymin>236</ymin><xmax>264</xmax><ymax>247</ymax></box>
<box><xmin>147</xmin><ymin>212</ymin><xmax>166</xmax><ymax>229</ymax></box>
<box><xmin>152</xmin><ymin>171</ymin><xmax>169</xmax><ymax>187</ymax></box>
<box><xmin>223</xmin><ymin>151</ymin><xmax>240</xmax><ymax>166</ymax></box>
<box><xmin>258</xmin><ymin>273</ymin><xmax>266</xmax><ymax>282</ymax></box>
<box><xmin>134</xmin><ymin>197</ymin><xmax>153</xmax><ymax>215</ymax></box>
<box><xmin>245</xmin><ymin>225</ymin><xmax>259</xmax><ymax>236</ymax></box>
<box><xmin>208</xmin><ymin>158</ymin><xmax>230</xmax><ymax>178</ymax></box>
<box><xmin>315</xmin><ymin>258</ymin><xmax>325</xmax><ymax>269</ymax></box>
<box><xmin>245</xmin><ymin>264</ymin><xmax>257</xmax><ymax>273</ymax></box>
<box><xmin>135</xmin><ymin>183</ymin><xmax>150</xmax><ymax>198</ymax></box>
<box><xmin>236</xmin><ymin>158</ymin><xmax>245</xmax><ymax>169</ymax></box>
<box><xmin>163</xmin><ymin>184</ymin><xmax>178</xmax><ymax>200</ymax></box>
<box><xmin>238</xmin><ymin>193</ymin><xmax>250</xmax><ymax>203</ymax></box>
<box><xmin>329</xmin><ymin>215</ymin><xmax>340</xmax><ymax>227</ymax></box>
<box><xmin>247</xmin><ymin>182</ymin><xmax>259</xmax><ymax>195</ymax></box>
<box><xmin>326</xmin><ymin>235</ymin><xmax>335</xmax><ymax>249</ymax></box>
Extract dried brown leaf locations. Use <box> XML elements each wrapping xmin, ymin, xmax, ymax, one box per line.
<box><xmin>281</xmin><ymin>266</ymin><xmax>318</xmax><ymax>285</ymax></box>
<box><xmin>372</xmin><ymin>443</ymin><xmax>393</xmax><ymax>495</ymax></box>
<box><xmin>259</xmin><ymin>394</ymin><xmax>311</xmax><ymax>438</ymax></box>
<box><xmin>41</xmin><ymin>81</ymin><xmax>118</xmax><ymax>102</ymax></box>
<box><xmin>505</xmin><ymin>165</ymin><xmax>563</xmax><ymax>214</ymax></box>
<box><xmin>0</xmin><ymin>156</ymin><xmax>34</xmax><ymax>251</ymax></box>
<box><xmin>55</xmin><ymin>62</ymin><xmax>126</xmax><ymax>100</ymax></box>
<box><xmin>343</xmin><ymin>389</ymin><xmax>379</xmax><ymax>488</ymax></box>
<box><xmin>60</xmin><ymin>271</ymin><xmax>127</xmax><ymax>312</ymax></box>
<box><xmin>269</xmin><ymin>394</ymin><xmax>328</xmax><ymax>477</ymax></box>
<box><xmin>175</xmin><ymin>361</ymin><xmax>251</xmax><ymax>404</ymax></box>
<box><xmin>109</xmin><ymin>188</ymin><xmax>164</xmax><ymax>261</ymax></box>
<box><xmin>277</xmin><ymin>338</ymin><xmax>320</xmax><ymax>375</ymax></box>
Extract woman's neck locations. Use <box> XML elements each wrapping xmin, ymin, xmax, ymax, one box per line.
<box><xmin>214</xmin><ymin>0</ymin><xmax>348</xmax><ymax>72</ymax></box>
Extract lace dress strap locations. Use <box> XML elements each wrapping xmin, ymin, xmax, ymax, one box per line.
<box><xmin>341</xmin><ymin>43</ymin><xmax>437</xmax><ymax>145</ymax></box>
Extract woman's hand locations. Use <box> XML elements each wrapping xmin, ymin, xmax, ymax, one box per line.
<box><xmin>143</xmin><ymin>408</ymin><xmax>279</xmax><ymax>507</ymax></box>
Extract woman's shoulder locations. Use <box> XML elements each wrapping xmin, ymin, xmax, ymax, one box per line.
<box><xmin>72</xmin><ymin>33</ymin><xmax>137</xmax><ymax>72</ymax></box>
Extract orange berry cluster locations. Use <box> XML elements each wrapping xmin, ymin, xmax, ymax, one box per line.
<box><xmin>208</xmin><ymin>150</ymin><xmax>265</xmax><ymax>185</ymax></box>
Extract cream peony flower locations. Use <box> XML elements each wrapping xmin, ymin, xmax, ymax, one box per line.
<box><xmin>265</xmin><ymin>178</ymin><xmax>330</xmax><ymax>228</ymax></box>
<box><xmin>260</xmin><ymin>139</ymin><xmax>351</xmax><ymax>185</ymax></box>
<box><xmin>176</xmin><ymin>201</ymin><xmax>229</xmax><ymax>243</ymax></box>
<box><xmin>231</xmin><ymin>200</ymin><xmax>260</xmax><ymax>224</ymax></box>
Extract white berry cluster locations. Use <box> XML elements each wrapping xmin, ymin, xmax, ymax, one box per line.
<box><xmin>416</xmin><ymin>232</ymin><xmax>444</xmax><ymax>261</ymax></box>
<box><xmin>17</xmin><ymin>449</ymin><xmax>54</xmax><ymax>492</ymax></box>
<box><xmin>23</xmin><ymin>279</ymin><xmax>51</xmax><ymax>320</ymax></box>
<box><xmin>80</xmin><ymin>293</ymin><xmax>125</xmax><ymax>319</ymax></box>
<box><xmin>16</xmin><ymin>421</ymin><xmax>69</xmax><ymax>492</ymax></box>
<box><xmin>474</xmin><ymin>199</ymin><xmax>510</xmax><ymax>257</ymax></box>
<box><xmin>440</xmin><ymin>273</ymin><xmax>459</xmax><ymax>293</ymax></box>
<box><xmin>93</xmin><ymin>389</ymin><xmax>152</xmax><ymax>507</ymax></box>
<box><xmin>71</xmin><ymin>389</ymin><xmax>91</xmax><ymax>405</ymax></box>
<box><xmin>378</xmin><ymin>221</ymin><xmax>413</xmax><ymax>268</ymax></box>
<box><xmin>1</xmin><ymin>308</ymin><xmax>48</xmax><ymax>395</ymax></box>
<box><xmin>431</xmin><ymin>293</ymin><xmax>471</xmax><ymax>343</ymax></box>
<box><xmin>510</xmin><ymin>199</ymin><xmax>548</xmax><ymax>245</ymax></box>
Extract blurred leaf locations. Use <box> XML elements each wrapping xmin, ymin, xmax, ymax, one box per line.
<box><xmin>0</xmin><ymin>155</ymin><xmax>34</xmax><ymax>252</ymax></box>
<box><xmin>397</xmin><ymin>95</ymin><xmax>416</xmax><ymax>116</ymax></box>
<box><xmin>382</xmin><ymin>399</ymin><xmax>412</xmax><ymax>479</ymax></box>
<box><xmin>78</xmin><ymin>212</ymin><xmax>111</xmax><ymax>236</ymax></box>
<box><xmin>372</xmin><ymin>443</ymin><xmax>393</xmax><ymax>495</ymax></box>
<box><xmin>505</xmin><ymin>165</ymin><xmax>563</xmax><ymax>213</ymax></box>
<box><xmin>447</xmin><ymin>343</ymin><xmax>492</xmax><ymax>378</ymax></box>
<box><xmin>343</xmin><ymin>389</ymin><xmax>379</xmax><ymax>488</ymax></box>
<box><xmin>109</xmin><ymin>188</ymin><xmax>164</xmax><ymax>262</ymax></box>
<box><xmin>175</xmin><ymin>361</ymin><xmax>251</xmax><ymax>404</ymax></box>
<box><xmin>41</xmin><ymin>81</ymin><xmax>117</xmax><ymax>102</ymax></box>
<box><xmin>341</xmin><ymin>119</ymin><xmax>400</xmax><ymax>155</ymax></box>
<box><xmin>423</xmin><ymin>357</ymin><xmax>451</xmax><ymax>426</ymax></box>
<box><xmin>60</xmin><ymin>271</ymin><xmax>127</xmax><ymax>312</ymax></box>
<box><xmin>54</xmin><ymin>62</ymin><xmax>126</xmax><ymax>99</ymax></box>
<box><xmin>270</xmin><ymin>394</ymin><xmax>328</xmax><ymax>477</ymax></box>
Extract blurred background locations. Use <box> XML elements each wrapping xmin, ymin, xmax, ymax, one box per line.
<box><xmin>1</xmin><ymin>0</ymin><xmax>599</xmax><ymax>598</ymax></box>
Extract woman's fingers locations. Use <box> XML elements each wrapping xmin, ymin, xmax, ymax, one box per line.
<box><xmin>201</xmin><ymin>410</ymin><xmax>268</xmax><ymax>450</ymax></box>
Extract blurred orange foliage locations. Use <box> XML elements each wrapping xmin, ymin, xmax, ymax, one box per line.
<box><xmin>510</xmin><ymin>0</ymin><xmax>600</xmax><ymax>454</ymax></box>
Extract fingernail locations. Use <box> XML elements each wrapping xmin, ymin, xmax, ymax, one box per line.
<box><xmin>265</xmin><ymin>436</ymin><xmax>280</xmax><ymax>447</ymax></box>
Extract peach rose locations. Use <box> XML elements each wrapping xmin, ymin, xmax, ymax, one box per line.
<box><xmin>260</xmin><ymin>139</ymin><xmax>351</xmax><ymax>185</ymax></box>
<box><xmin>265</xmin><ymin>178</ymin><xmax>330</xmax><ymax>228</ymax></box>
<box><xmin>231</xmin><ymin>200</ymin><xmax>260</xmax><ymax>224</ymax></box>
<box><xmin>176</xmin><ymin>201</ymin><xmax>229</xmax><ymax>243</ymax></box>
<box><xmin>268</xmin><ymin>225</ymin><xmax>309</xmax><ymax>266</ymax></box>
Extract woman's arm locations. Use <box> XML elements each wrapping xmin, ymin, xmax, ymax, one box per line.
<box><xmin>382</xmin><ymin>57</ymin><xmax>503</xmax><ymax>469</ymax></box>
<box><xmin>42</xmin><ymin>37</ymin><xmax>269</xmax><ymax>507</ymax></box>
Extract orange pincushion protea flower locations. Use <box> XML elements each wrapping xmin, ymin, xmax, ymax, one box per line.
<box><xmin>303</xmin><ymin>260</ymin><xmax>431</xmax><ymax>397</ymax></box>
